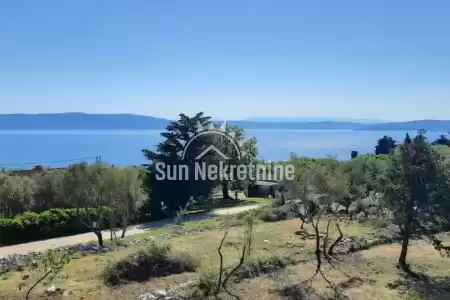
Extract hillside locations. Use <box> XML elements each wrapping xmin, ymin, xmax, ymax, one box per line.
<box><xmin>227</xmin><ymin>120</ymin><xmax>364</xmax><ymax>130</ymax></box>
<box><xmin>0</xmin><ymin>114</ymin><xmax>364</xmax><ymax>130</ymax></box>
<box><xmin>0</xmin><ymin>113</ymin><xmax>450</xmax><ymax>131</ymax></box>
<box><xmin>246</xmin><ymin>117</ymin><xmax>387</xmax><ymax>124</ymax></box>
<box><xmin>356</xmin><ymin>120</ymin><xmax>450</xmax><ymax>132</ymax></box>
<box><xmin>0</xmin><ymin>113</ymin><xmax>171</xmax><ymax>130</ymax></box>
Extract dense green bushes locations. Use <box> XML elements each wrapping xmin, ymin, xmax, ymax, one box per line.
<box><xmin>0</xmin><ymin>163</ymin><xmax>148</xmax><ymax>246</ymax></box>
<box><xmin>0</xmin><ymin>207</ymin><xmax>111</xmax><ymax>246</ymax></box>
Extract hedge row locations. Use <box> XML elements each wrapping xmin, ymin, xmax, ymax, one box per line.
<box><xmin>0</xmin><ymin>208</ymin><xmax>113</xmax><ymax>247</ymax></box>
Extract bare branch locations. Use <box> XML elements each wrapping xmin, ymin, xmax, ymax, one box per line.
<box><xmin>25</xmin><ymin>270</ymin><xmax>52</xmax><ymax>300</ymax></box>
<box><xmin>323</xmin><ymin>205</ymin><xmax>340</xmax><ymax>262</ymax></box>
<box><xmin>328</xmin><ymin>221</ymin><xmax>343</xmax><ymax>256</ymax></box>
<box><xmin>222</xmin><ymin>243</ymin><xmax>247</xmax><ymax>300</ymax></box>
<box><xmin>215</xmin><ymin>231</ymin><xmax>228</xmax><ymax>295</ymax></box>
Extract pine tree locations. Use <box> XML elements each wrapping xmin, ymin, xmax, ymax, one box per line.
<box><xmin>142</xmin><ymin>112</ymin><xmax>217</xmax><ymax>218</ymax></box>
<box><xmin>375</xmin><ymin>135</ymin><xmax>397</xmax><ymax>155</ymax></box>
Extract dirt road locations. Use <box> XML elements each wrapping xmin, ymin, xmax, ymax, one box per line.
<box><xmin>0</xmin><ymin>204</ymin><xmax>260</xmax><ymax>257</ymax></box>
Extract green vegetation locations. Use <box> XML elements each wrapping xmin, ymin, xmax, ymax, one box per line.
<box><xmin>18</xmin><ymin>249</ymin><xmax>71</xmax><ymax>300</ymax></box>
<box><xmin>0</xmin><ymin>173</ymin><xmax>36</xmax><ymax>218</ymax></box>
<box><xmin>375</xmin><ymin>135</ymin><xmax>398</xmax><ymax>155</ymax></box>
<box><xmin>55</xmin><ymin>163</ymin><xmax>147</xmax><ymax>246</ymax></box>
<box><xmin>2</xmin><ymin>112</ymin><xmax>450</xmax><ymax>299</ymax></box>
<box><xmin>142</xmin><ymin>113</ymin><xmax>259</xmax><ymax>219</ymax></box>
<box><xmin>101</xmin><ymin>242</ymin><xmax>197</xmax><ymax>286</ymax></box>
<box><xmin>0</xmin><ymin>165</ymin><xmax>147</xmax><ymax>246</ymax></box>
<box><xmin>382</xmin><ymin>131</ymin><xmax>450</xmax><ymax>274</ymax></box>
<box><xmin>0</xmin><ymin>207</ymin><xmax>111</xmax><ymax>246</ymax></box>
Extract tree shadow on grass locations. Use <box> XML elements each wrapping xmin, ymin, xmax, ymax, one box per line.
<box><xmin>270</xmin><ymin>283</ymin><xmax>321</xmax><ymax>300</ymax></box>
<box><xmin>387</xmin><ymin>274</ymin><xmax>450</xmax><ymax>300</ymax></box>
<box><xmin>270</xmin><ymin>278</ymin><xmax>371</xmax><ymax>300</ymax></box>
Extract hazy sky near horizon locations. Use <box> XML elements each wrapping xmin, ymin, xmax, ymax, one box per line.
<box><xmin>1</xmin><ymin>1</ymin><xmax>450</xmax><ymax>121</ymax></box>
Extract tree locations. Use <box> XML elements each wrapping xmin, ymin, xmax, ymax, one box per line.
<box><xmin>0</xmin><ymin>174</ymin><xmax>36</xmax><ymax>218</ymax></box>
<box><xmin>108</xmin><ymin>167</ymin><xmax>147</xmax><ymax>238</ymax></box>
<box><xmin>213</xmin><ymin>125</ymin><xmax>258</xmax><ymax>200</ymax></box>
<box><xmin>311</xmin><ymin>161</ymin><xmax>350</xmax><ymax>213</ymax></box>
<box><xmin>350</xmin><ymin>150</ymin><xmax>359</xmax><ymax>159</ymax></box>
<box><xmin>18</xmin><ymin>249</ymin><xmax>71</xmax><ymax>300</ymax></box>
<box><xmin>340</xmin><ymin>160</ymin><xmax>368</xmax><ymax>214</ymax></box>
<box><xmin>375</xmin><ymin>135</ymin><xmax>397</xmax><ymax>155</ymax></box>
<box><xmin>282</xmin><ymin>157</ymin><xmax>322</xmax><ymax>228</ymax></box>
<box><xmin>382</xmin><ymin>131</ymin><xmax>450</xmax><ymax>275</ymax></box>
<box><xmin>55</xmin><ymin>163</ymin><xmax>112</xmax><ymax>246</ymax></box>
<box><xmin>432</xmin><ymin>134</ymin><xmax>450</xmax><ymax>147</ymax></box>
<box><xmin>143</xmin><ymin>112</ymin><xmax>217</xmax><ymax>218</ymax></box>
<box><xmin>31</xmin><ymin>169</ymin><xmax>67</xmax><ymax>211</ymax></box>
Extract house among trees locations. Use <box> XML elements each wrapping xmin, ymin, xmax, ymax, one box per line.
<box><xmin>247</xmin><ymin>180</ymin><xmax>285</xmax><ymax>198</ymax></box>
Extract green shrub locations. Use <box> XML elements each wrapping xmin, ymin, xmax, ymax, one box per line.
<box><xmin>234</xmin><ymin>255</ymin><xmax>293</xmax><ymax>281</ymax></box>
<box><xmin>191</xmin><ymin>270</ymin><xmax>218</xmax><ymax>297</ymax></box>
<box><xmin>360</xmin><ymin>217</ymin><xmax>390</xmax><ymax>229</ymax></box>
<box><xmin>407</xmin><ymin>290</ymin><xmax>424</xmax><ymax>300</ymax></box>
<box><xmin>258</xmin><ymin>207</ymin><xmax>287</xmax><ymax>222</ymax></box>
<box><xmin>0</xmin><ymin>218</ymin><xmax>25</xmax><ymax>246</ymax></box>
<box><xmin>0</xmin><ymin>207</ymin><xmax>111</xmax><ymax>246</ymax></box>
<box><xmin>102</xmin><ymin>242</ymin><xmax>197</xmax><ymax>286</ymax></box>
<box><xmin>190</xmin><ymin>255</ymin><xmax>293</xmax><ymax>297</ymax></box>
<box><xmin>257</xmin><ymin>203</ymin><xmax>299</xmax><ymax>222</ymax></box>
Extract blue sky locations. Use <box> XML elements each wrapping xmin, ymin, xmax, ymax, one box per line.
<box><xmin>1</xmin><ymin>0</ymin><xmax>449</xmax><ymax>121</ymax></box>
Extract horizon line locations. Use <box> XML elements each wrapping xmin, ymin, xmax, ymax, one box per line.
<box><xmin>1</xmin><ymin>112</ymin><xmax>446</xmax><ymax>123</ymax></box>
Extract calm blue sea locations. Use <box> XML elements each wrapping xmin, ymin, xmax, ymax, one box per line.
<box><xmin>0</xmin><ymin>130</ymin><xmax>445</xmax><ymax>169</ymax></box>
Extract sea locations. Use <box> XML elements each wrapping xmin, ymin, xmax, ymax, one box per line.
<box><xmin>0</xmin><ymin>130</ymin><xmax>445</xmax><ymax>169</ymax></box>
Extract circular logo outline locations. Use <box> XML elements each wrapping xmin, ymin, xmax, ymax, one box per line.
<box><xmin>180</xmin><ymin>129</ymin><xmax>242</xmax><ymax>161</ymax></box>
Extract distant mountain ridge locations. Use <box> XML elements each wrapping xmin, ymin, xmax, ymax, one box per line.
<box><xmin>355</xmin><ymin>120</ymin><xmax>450</xmax><ymax>132</ymax></box>
<box><xmin>226</xmin><ymin>120</ymin><xmax>365</xmax><ymax>130</ymax></box>
<box><xmin>0</xmin><ymin>113</ymin><xmax>170</xmax><ymax>130</ymax></box>
<box><xmin>0</xmin><ymin>113</ymin><xmax>449</xmax><ymax>132</ymax></box>
<box><xmin>246</xmin><ymin>117</ymin><xmax>388</xmax><ymax>124</ymax></box>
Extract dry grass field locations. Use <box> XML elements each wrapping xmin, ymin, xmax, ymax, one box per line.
<box><xmin>1</xmin><ymin>216</ymin><xmax>449</xmax><ymax>300</ymax></box>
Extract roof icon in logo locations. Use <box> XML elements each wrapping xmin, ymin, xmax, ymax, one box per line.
<box><xmin>177</xmin><ymin>121</ymin><xmax>247</xmax><ymax>161</ymax></box>
<box><xmin>195</xmin><ymin>145</ymin><xmax>229</xmax><ymax>160</ymax></box>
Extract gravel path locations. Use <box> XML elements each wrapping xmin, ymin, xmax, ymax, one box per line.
<box><xmin>0</xmin><ymin>204</ymin><xmax>261</xmax><ymax>257</ymax></box>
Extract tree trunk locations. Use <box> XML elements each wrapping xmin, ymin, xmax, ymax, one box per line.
<box><xmin>110</xmin><ymin>230</ymin><xmax>117</xmax><ymax>242</ymax></box>
<box><xmin>121</xmin><ymin>218</ymin><xmax>128</xmax><ymax>238</ymax></box>
<box><xmin>94</xmin><ymin>230</ymin><xmax>104</xmax><ymax>247</ymax></box>
<box><xmin>398</xmin><ymin>217</ymin><xmax>412</xmax><ymax>274</ymax></box>
<box><xmin>150</xmin><ymin>198</ymin><xmax>164</xmax><ymax>220</ymax></box>
<box><xmin>344</xmin><ymin>203</ymin><xmax>350</xmax><ymax>215</ymax></box>
<box><xmin>300</xmin><ymin>218</ymin><xmax>305</xmax><ymax>229</ymax></box>
<box><xmin>235</xmin><ymin>190</ymin><xmax>239</xmax><ymax>200</ymax></box>
<box><xmin>222</xmin><ymin>182</ymin><xmax>230</xmax><ymax>199</ymax></box>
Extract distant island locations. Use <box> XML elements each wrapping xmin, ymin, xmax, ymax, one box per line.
<box><xmin>0</xmin><ymin>113</ymin><xmax>449</xmax><ymax>132</ymax></box>
<box><xmin>246</xmin><ymin>116</ymin><xmax>389</xmax><ymax>124</ymax></box>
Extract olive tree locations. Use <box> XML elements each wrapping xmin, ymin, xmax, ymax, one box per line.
<box><xmin>55</xmin><ymin>163</ymin><xmax>113</xmax><ymax>246</ymax></box>
<box><xmin>107</xmin><ymin>167</ymin><xmax>147</xmax><ymax>238</ymax></box>
<box><xmin>31</xmin><ymin>168</ymin><xmax>67</xmax><ymax>211</ymax></box>
<box><xmin>382</xmin><ymin>131</ymin><xmax>450</xmax><ymax>275</ymax></box>
<box><xmin>0</xmin><ymin>173</ymin><xmax>36</xmax><ymax>218</ymax></box>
